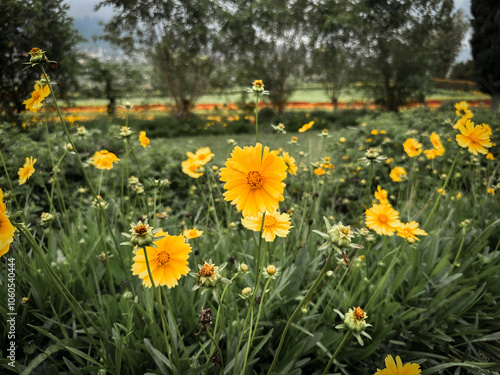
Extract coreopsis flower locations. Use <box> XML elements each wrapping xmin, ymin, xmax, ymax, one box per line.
<box><xmin>219</xmin><ymin>143</ymin><xmax>287</xmax><ymax>217</ymax></box>
<box><xmin>18</xmin><ymin>157</ymin><xmax>37</xmax><ymax>185</ymax></box>
<box><xmin>0</xmin><ymin>211</ymin><xmax>15</xmax><ymax>257</ymax></box>
<box><xmin>374</xmin><ymin>355</ymin><xmax>421</xmax><ymax>375</ymax></box>
<box><xmin>481</xmin><ymin>123</ymin><xmax>492</xmax><ymax>137</ymax></box>
<box><xmin>250</xmin><ymin>79</ymin><xmax>268</xmax><ymax>94</ymax></box>
<box><xmin>28</xmin><ymin>47</ymin><xmax>47</xmax><ymax>64</ymax></box>
<box><xmin>281</xmin><ymin>151</ymin><xmax>298</xmax><ymax>175</ymax></box>
<box><xmin>403</xmin><ymin>138</ymin><xmax>422</xmax><ymax>157</ymax></box>
<box><xmin>334</xmin><ymin>307</ymin><xmax>372</xmax><ymax>346</ymax></box>
<box><xmin>365</xmin><ymin>204</ymin><xmax>400</xmax><ymax>236</ymax></box>
<box><xmin>241</xmin><ymin>210</ymin><xmax>292</xmax><ymax>242</ymax></box>
<box><xmin>263</xmin><ymin>264</ymin><xmax>280</xmax><ymax>279</ymax></box>
<box><xmin>289</xmin><ymin>136</ymin><xmax>298</xmax><ymax>145</ymax></box>
<box><xmin>424</xmin><ymin>147</ymin><xmax>445</xmax><ymax>159</ymax></box>
<box><xmin>298</xmin><ymin>121</ymin><xmax>315</xmax><ymax>133</ymax></box>
<box><xmin>390</xmin><ymin>167</ymin><xmax>407</xmax><ymax>182</ymax></box>
<box><xmin>314</xmin><ymin>167</ymin><xmax>325</xmax><ymax>175</ymax></box>
<box><xmin>186</xmin><ymin>147</ymin><xmax>214</xmax><ymax>166</ymax></box>
<box><xmin>271</xmin><ymin>123</ymin><xmax>286</xmax><ymax>134</ymax></box>
<box><xmin>429</xmin><ymin>133</ymin><xmax>443</xmax><ymax>149</ymax></box>
<box><xmin>396</xmin><ymin>221</ymin><xmax>427</xmax><ymax>243</ymax></box>
<box><xmin>182</xmin><ymin>158</ymin><xmax>204</xmax><ymax>178</ymax></box>
<box><xmin>119</xmin><ymin>126</ymin><xmax>133</xmax><ymax>138</ymax></box>
<box><xmin>23</xmin><ymin>83</ymin><xmax>50</xmax><ymax>113</ymax></box>
<box><xmin>456</xmin><ymin>120</ymin><xmax>492</xmax><ymax>155</ymax></box>
<box><xmin>91</xmin><ymin>150</ymin><xmax>120</xmax><ymax>170</ymax></box>
<box><xmin>374</xmin><ymin>186</ymin><xmax>389</xmax><ymax>205</ymax></box>
<box><xmin>313</xmin><ymin>217</ymin><xmax>359</xmax><ymax>253</ymax></box>
<box><xmin>123</xmin><ymin>221</ymin><xmax>157</xmax><ymax>247</ymax></box>
<box><xmin>183</xmin><ymin>227</ymin><xmax>203</xmax><ymax>239</ymax></box>
<box><xmin>191</xmin><ymin>260</ymin><xmax>231</xmax><ymax>295</ymax></box>
<box><xmin>454</xmin><ymin>101</ymin><xmax>473</xmax><ymax>119</ymax></box>
<box><xmin>319</xmin><ymin>129</ymin><xmax>331</xmax><ymax>138</ymax></box>
<box><xmin>486</xmin><ymin>152</ymin><xmax>495</xmax><ymax>160</ymax></box>
<box><xmin>139</xmin><ymin>131</ymin><xmax>149</xmax><ymax>148</ymax></box>
<box><xmin>131</xmin><ymin>230</ymin><xmax>191</xmax><ymax>288</ymax></box>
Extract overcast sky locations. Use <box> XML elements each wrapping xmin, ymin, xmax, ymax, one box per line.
<box><xmin>64</xmin><ymin>0</ymin><xmax>473</xmax><ymax>61</ymax></box>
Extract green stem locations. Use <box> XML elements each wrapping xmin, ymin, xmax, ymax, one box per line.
<box><xmin>423</xmin><ymin>151</ymin><xmax>460</xmax><ymax>229</ymax></box>
<box><xmin>322</xmin><ymin>331</ymin><xmax>351</xmax><ymax>375</ymax></box>
<box><xmin>205</xmin><ymin>326</ymin><xmax>224</xmax><ymax>374</ymax></box>
<box><xmin>255</xmin><ymin>94</ymin><xmax>260</xmax><ymax>143</ymax></box>
<box><xmin>142</xmin><ymin>246</ymin><xmax>181</xmax><ymax>374</ymax></box>
<box><xmin>267</xmin><ymin>250</ymin><xmax>334</xmax><ymax>374</ymax></box>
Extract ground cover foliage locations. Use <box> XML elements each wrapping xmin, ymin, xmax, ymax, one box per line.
<box><xmin>1</xmin><ymin>77</ymin><xmax>500</xmax><ymax>375</ymax></box>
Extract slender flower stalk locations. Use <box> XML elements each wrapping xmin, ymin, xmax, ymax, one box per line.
<box><xmin>267</xmin><ymin>250</ymin><xmax>335</xmax><ymax>374</ymax></box>
<box><xmin>322</xmin><ymin>332</ymin><xmax>351</xmax><ymax>375</ymax></box>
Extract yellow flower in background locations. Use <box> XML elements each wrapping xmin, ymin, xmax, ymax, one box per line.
<box><xmin>429</xmin><ymin>133</ymin><xmax>443</xmax><ymax>149</ymax></box>
<box><xmin>374</xmin><ymin>355</ymin><xmax>421</xmax><ymax>375</ymax></box>
<box><xmin>139</xmin><ymin>131</ymin><xmax>150</xmax><ymax>148</ymax></box>
<box><xmin>183</xmin><ymin>227</ymin><xmax>203</xmax><ymax>239</ymax></box>
<box><xmin>390</xmin><ymin>167</ymin><xmax>406</xmax><ymax>182</ymax></box>
<box><xmin>22</xmin><ymin>83</ymin><xmax>50</xmax><ymax>113</ymax></box>
<box><xmin>281</xmin><ymin>151</ymin><xmax>298</xmax><ymax>175</ymax></box>
<box><xmin>456</xmin><ymin>120</ymin><xmax>492</xmax><ymax>155</ymax></box>
<box><xmin>371</xmin><ymin>129</ymin><xmax>378</xmax><ymax>135</ymax></box>
<box><xmin>241</xmin><ymin>210</ymin><xmax>293</xmax><ymax>242</ymax></box>
<box><xmin>219</xmin><ymin>143</ymin><xmax>287</xmax><ymax>217</ymax></box>
<box><xmin>186</xmin><ymin>147</ymin><xmax>214</xmax><ymax>166</ymax></box>
<box><xmin>18</xmin><ymin>156</ymin><xmax>37</xmax><ymax>185</ymax></box>
<box><xmin>131</xmin><ymin>230</ymin><xmax>191</xmax><ymax>288</ymax></box>
<box><xmin>424</xmin><ymin>146</ymin><xmax>444</xmax><ymax>159</ymax></box>
<box><xmin>91</xmin><ymin>150</ymin><xmax>120</xmax><ymax>170</ymax></box>
<box><xmin>486</xmin><ymin>152</ymin><xmax>495</xmax><ymax>160</ymax></box>
<box><xmin>181</xmin><ymin>158</ymin><xmax>204</xmax><ymax>178</ymax></box>
<box><xmin>0</xmin><ymin>211</ymin><xmax>15</xmax><ymax>257</ymax></box>
<box><xmin>298</xmin><ymin>121</ymin><xmax>315</xmax><ymax>133</ymax></box>
<box><xmin>403</xmin><ymin>138</ymin><xmax>422</xmax><ymax>157</ymax></box>
<box><xmin>454</xmin><ymin>101</ymin><xmax>473</xmax><ymax>119</ymax></box>
<box><xmin>365</xmin><ymin>204</ymin><xmax>400</xmax><ymax>236</ymax></box>
<box><xmin>374</xmin><ymin>186</ymin><xmax>389</xmax><ymax>205</ymax></box>
<box><xmin>488</xmin><ymin>187</ymin><xmax>496</xmax><ymax>195</ymax></box>
<box><xmin>314</xmin><ymin>167</ymin><xmax>325</xmax><ymax>175</ymax></box>
<box><xmin>396</xmin><ymin>221</ymin><xmax>428</xmax><ymax>242</ymax></box>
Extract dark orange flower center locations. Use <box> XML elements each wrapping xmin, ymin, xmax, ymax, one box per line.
<box><xmin>135</xmin><ymin>224</ymin><xmax>148</xmax><ymax>235</ymax></box>
<box><xmin>264</xmin><ymin>216</ymin><xmax>278</xmax><ymax>229</ymax></box>
<box><xmin>32</xmin><ymin>91</ymin><xmax>42</xmax><ymax>101</ymax></box>
<box><xmin>378</xmin><ymin>214</ymin><xmax>388</xmax><ymax>223</ymax></box>
<box><xmin>199</xmin><ymin>263</ymin><xmax>215</xmax><ymax>277</ymax></box>
<box><xmin>156</xmin><ymin>251</ymin><xmax>171</xmax><ymax>266</ymax></box>
<box><xmin>246</xmin><ymin>171</ymin><xmax>264</xmax><ymax>189</ymax></box>
<box><xmin>353</xmin><ymin>307</ymin><xmax>365</xmax><ymax>320</ymax></box>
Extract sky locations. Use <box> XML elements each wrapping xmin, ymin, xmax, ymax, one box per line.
<box><xmin>64</xmin><ymin>0</ymin><xmax>473</xmax><ymax>62</ymax></box>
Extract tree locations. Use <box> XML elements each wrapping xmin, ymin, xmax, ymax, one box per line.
<box><xmin>97</xmin><ymin>0</ymin><xmax>229</xmax><ymax>120</ymax></box>
<box><xmin>0</xmin><ymin>0</ymin><xmax>82</xmax><ymax>121</ymax></box>
<box><xmin>450</xmin><ymin>60</ymin><xmax>475</xmax><ymax>81</ymax></box>
<box><xmin>354</xmin><ymin>0</ymin><xmax>464</xmax><ymax>111</ymax></box>
<box><xmin>470</xmin><ymin>0</ymin><xmax>500</xmax><ymax>114</ymax></box>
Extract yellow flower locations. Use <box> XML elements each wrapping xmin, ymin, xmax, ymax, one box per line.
<box><xmin>23</xmin><ymin>83</ymin><xmax>50</xmax><ymax>113</ymax></box>
<box><xmin>0</xmin><ymin>211</ymin><xmax>15</xmax><ymax>257</ymax></box>
<box><xmin>298</xmin><ymin>121</ymin><xmax>315</xmax><ymax>133</ymax></box>
<box><xmin>486</xmin><ymin>152</ymin><xmax>495</xmax><ymax>160</ymax></box>
<box><xmin>131</xmin><ymin>230</ymin><xmax>191</xmax><ymax>288</ymax></box>
<box><xmin>241</xmin><ymin>210</ymin><xmax>292</xmax><ymax>242</ymax></box>
<box><xmin>456</xmin><ymin>120</ymin><xmax>492</xmax><ymax>155</ymax></box>
<box><xmin>481</xmin><ymin>123</ymin><xmax>492</xmax><ymax>137</ymax></box>
<box><xmin>339</xmin><ymin>137</ymin><xmax>346</xmax><ymax>143</ymax></box>
<box><xmin>396</xmin><ymin>221</ymin><xmax>427</xmax><ymax>242</ymax></box>
<box><xmin>390</xmin><ymin>167</ymin><xmax>406</xmax><ymax>182</ymax></box>
<box><xmin>374</xmin><ymin>186</ymin><xmax>389</xmax><ymax>205</ymax></box>
<box><xmin>429</xmin><ymin>133</ymin><xmax>443</xmax><ymax>149</ymax></box>
<box><xmin>18</xmin><ymin>156</ymin><xmax>37</xmax><ymax>185</ymax></box>
<box><xmin>453</xmin><ymin>116</ymin><xmax>468</xmax><ymax>130</ymax></box>
<box><xmin>181</xmin><ymin>158</ymin><xmax>204</xmax><ymax>178</ymax></box>
<box><xmin>91</xmin><ymin>150</ymin><xmax>120</xmax><ymax>170</ymax></box>
<box><xmin>139</xmin><ymin>131</ymin><xmax>150</xmax><ymax>148</ymax></box>
<box><xmin>186</xmin><ymin>147</ymin><xmax>214</xmax><ymax>166</ymax></box>
<box><xmin>403</xmin><ymin>138</ymin><xmax>422</xmax><ymax>157</ymax></box>
<box><xmin>424</xmin><ymin>146</ymin><xmax>444</xmax><ymax>159</ymax></box>
<box><xmin>488</xmin><ymin>187</ymin><xmax>495</xmax><ymax>195</ymax></box>
<box><xmin>314</xmin><ymin>168</ymin><xmax>325</xmax><ymax>175</ymax></box>
<box><xmin>282</xmin><ymin>151</ymin><xmax>298</xmax><ymax>175</ymax></box>
<box><xmin>183</xmin><ymin>227</ymin><xmax>203</xmax><ymax>239</ymax></box>
<box><xmin>454</xmin><ymin>101</ymin><xmax>473</xmax><ymax>119</ymax></box>
<box><xmin>375</xmin><ymin>355</ymin><xmax>421</xmax><ymax>375</ymax></box>
<box><xmin>365</xmin><ymin>204</ymin><xmax>400</xmax><ymax>236</ymax></box>
<box><xmin>371</xmin><ymin>129</ymin><xmax>378</xmax><ymax>135</ymax></box>
<box><xmin>219</xmin><ymin>143</ymin><xmax>287</xmax><ymax>217</ymax></box>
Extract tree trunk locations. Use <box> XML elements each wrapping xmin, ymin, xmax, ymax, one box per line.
<box><xmin>490</xmin><ymin>93</ymin><xmax>500</xmax><ymax>115</ymax></box>
<box><xmin>331</xmin><ymin>96</ymin><xmax>338</xmax><ymax>112</ymax></box>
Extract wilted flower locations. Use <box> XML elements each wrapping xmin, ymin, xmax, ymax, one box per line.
<box><xmin>334</xmin><ymin>307</ymin><xmax>372</xmax><ymax>346</ymax></box>
<box><xmin>192</xmin><ymin>260</ymin><xmax>231</xmax><ymax>294</ymax></box>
